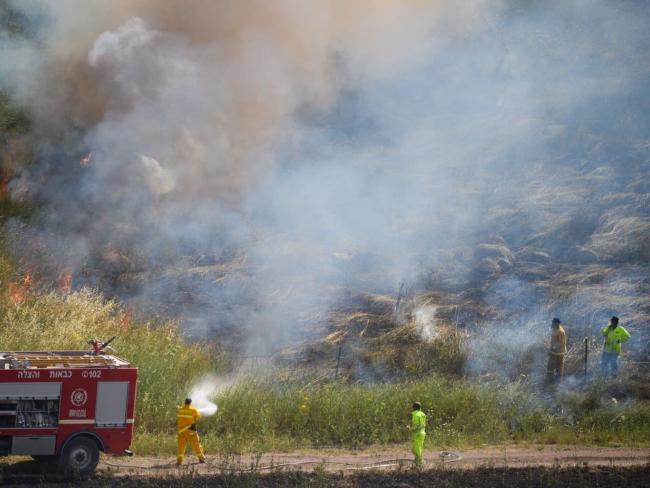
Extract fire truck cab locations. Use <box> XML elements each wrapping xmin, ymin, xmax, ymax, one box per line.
<box><xmin>0</xmin><ymin>350</ymin><xmax>137</xmax><ymax>476</ymax></box>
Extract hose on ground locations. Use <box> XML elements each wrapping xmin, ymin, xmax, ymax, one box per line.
<box><xmin>100</xmin><ymin>451</ymin><xmax>462</xmax><ymax>472</ymax></box>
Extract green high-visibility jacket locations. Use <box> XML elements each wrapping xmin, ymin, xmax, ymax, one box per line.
<box><xmin>602</xmin><ymin>325</ymin><xmax>631</xmax><ymax>354</ymax></box>
<box><xmin>411</xmin><ymin>410</ymin><xmax>426</xmax><ymax>437</ymax></box>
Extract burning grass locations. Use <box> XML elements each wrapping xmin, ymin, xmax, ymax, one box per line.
<box><xmin>0</xmin><ymin>175</ymin><xmax>648</xmax><ymax>457</ymax></box>
<box><xmin>0</xmin><ymin>277</ymin><xmax>649</xmax><ymax>456</ymax></box>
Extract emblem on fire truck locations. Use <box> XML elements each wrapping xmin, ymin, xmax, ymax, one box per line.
<box><xmin>71</xmin><ymin>388</ymin><xmax>88</xmax><ymax>406</ymax></box>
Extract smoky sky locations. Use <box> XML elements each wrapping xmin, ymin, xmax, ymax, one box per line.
<box><xmin>1</xmin><ymin>0</ymin><xmax>649</xmax><ymax>355</ymax></box>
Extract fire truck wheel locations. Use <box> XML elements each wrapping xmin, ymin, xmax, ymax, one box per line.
<box><xmin>59</xmin><ymin>437</ymin><xmax>100</xmax><ymax>478</ymax></box>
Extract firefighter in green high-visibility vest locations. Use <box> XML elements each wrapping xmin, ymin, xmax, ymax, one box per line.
<box><xmin>601</xmin><ymin>316</ymin><xmax>631</xmax><ymax>378</ymax></box>
<box><xmin>410</xmin><ymin>401</ymin><xmax>426</xmax><ymax>467</ymax></box>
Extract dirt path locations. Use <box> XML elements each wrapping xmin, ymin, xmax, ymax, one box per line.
<box><xmin>98</xmin><ymin>446</ymin><xmax>650</xmax><ymax>476</ymax></box>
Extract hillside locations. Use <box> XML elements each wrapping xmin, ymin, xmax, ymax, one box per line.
<box><xmin>0</xmin><ymin>0</ymin><xmax>649</xmax><ymax>455</ymax></box>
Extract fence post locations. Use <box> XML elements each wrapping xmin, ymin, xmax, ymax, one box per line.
<box><xmin>584</xmin><ymin>337</ymin><xmax>588</xmax><ymax>379</ymax></box>
<box><xmin>395</xmin><ymin>282</ymin><xmax>405</xmax><ymax>313</ymax></box>
<box><xmin>335</xmin><ymin>344</ymin><xmax>342</xmax><ymax>380</ymax></box>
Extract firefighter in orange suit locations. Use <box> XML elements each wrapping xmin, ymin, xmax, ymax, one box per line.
<box><xmin>546</xmin><ymin>317</ymin><xmax>567</xmax><ymax>384</ymax></box>
<box><xmin>176</xmin><ymin>398</ymin><xmax>206</xmax><ymax>465</ymax></box>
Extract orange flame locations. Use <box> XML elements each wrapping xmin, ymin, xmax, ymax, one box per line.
<box><xmin>117</xmin><ymin>307</ymin><xmax>133</xmax><ymax>331</ymax></box>
<box><xmin>56</xmin><ymin>271</ymin><xmax>73</xmax><ymax>294</ymax></box>
<box><xmin>22</xmin><ymin>270</ymin><xmax>34</xmax><ymax>288</ymax></box>
<box><xmin>8</xmin><ymin>283</ymin><xmax>27</xmax><ymax>304</ymax></box>
<box><xmin>8</xmin><ymin>270</ymin><xmax>34</xmax><ymax>304</ymax></box>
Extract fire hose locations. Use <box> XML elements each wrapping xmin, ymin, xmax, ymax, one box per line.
<box><xmin>100</xmin><ymin>451</ymin><xmax>462</xmax><ymax>472</ymax></box>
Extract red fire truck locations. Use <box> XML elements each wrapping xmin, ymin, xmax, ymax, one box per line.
<box><xmin>0</xmin><ymin>347</ymin><xmax>137</xmax><ymax>476</ymax></box>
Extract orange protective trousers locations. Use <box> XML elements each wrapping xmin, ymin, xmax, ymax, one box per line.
<box><xmin>546</xmin><ymin>353</ymin><xmax>565</xmax><ymax>383</ymax></box>
<box><xmin>177</xmin><ymin>430</ymin><xmax>205</xmax><ymax>464</ymax></box>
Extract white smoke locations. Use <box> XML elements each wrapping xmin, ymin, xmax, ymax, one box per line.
<box><xmin>139</xmin><ymin>155</ymin><xmax>175</xmax><ymax>195</ymax></box>
<box><xmin>414</xmin><ymin>305</ymin><xmax>438</xmax><ymax>342</ymax></box>
<box><xmin>0</xmin><ymin>0</ymin><xmax>648</xmax><ymax>363</ymax></box>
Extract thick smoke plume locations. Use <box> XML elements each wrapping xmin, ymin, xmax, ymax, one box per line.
<box><xmin>1</xmin><ymin>0</ymin><xmax>649</xmax><ymax>370</ymax></box>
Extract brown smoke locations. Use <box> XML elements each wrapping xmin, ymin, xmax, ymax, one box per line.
<box><xmin>11</xmin><ymin>0</ymin><xmax>492</xmax><ymax>199</ymax></box>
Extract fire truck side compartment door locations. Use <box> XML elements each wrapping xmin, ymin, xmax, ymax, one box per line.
<box><xmin>0</xmin><ymin>383</ymin><xmax>60</xmax><ymax>399</ymax></box>
<box><xmin>95</xmin><ymin>382</ymin><xmax>129</xmax><ymax>426</ymax></box>
<box><xmin>12</xmin><ymin>435</ymin><xmax>56</xmax><ymax>455</ymax></box>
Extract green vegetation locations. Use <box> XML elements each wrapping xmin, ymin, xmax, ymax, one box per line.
<box><xmin>0</xmin><ymin>288</ymin><xmax>219</xmax><ymax>435</ymax></box>
<box><xmin>0</xmin><ymin>93</ymin><xmax>29</xmax><ymax>135</ymax></box>
<box><xmin>189</xmin><ymin>377</ymin><xmax>650</xmax><ymax>454</ymax></box>
<box><xmin>0</xmin><ymin>92</ymin><xmax>33</xmax><ymax>221</ymax></box>
<box><xmin>0</xmin><ymin>286</ymin><xmax>649</xmax><ymax>455</ymax></box>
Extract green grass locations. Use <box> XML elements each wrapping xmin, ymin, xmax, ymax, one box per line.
<box><xmin>0</xmin><ymin>92</ymin><xmax>29</xmax><ymax>135</ymax></box>
<box><xmin>0</xmin><ymin>287</ymin><xmax>649</xmax><ymax>455</ymax></box>
<box><xmin>189</xmin><ymin>377</ymin><xmax>650</xmax><ymax>454</ymax></box>
<box><xmin>0</xmin><ymin>288</ymin><xmax>220</xmax><ymax>434</ymax></box>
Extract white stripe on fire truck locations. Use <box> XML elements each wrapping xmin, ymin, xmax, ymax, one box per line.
<box><xmin>59</xmin><ymin>419</ymin><xmax>135</xmax><ymax>425</ymax></box>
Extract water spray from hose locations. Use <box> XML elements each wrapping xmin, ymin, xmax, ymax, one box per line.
<box><xmin>188</xmin><ymin>376</ymin><xmax>220</xmax><ymax>417</ymax></box>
